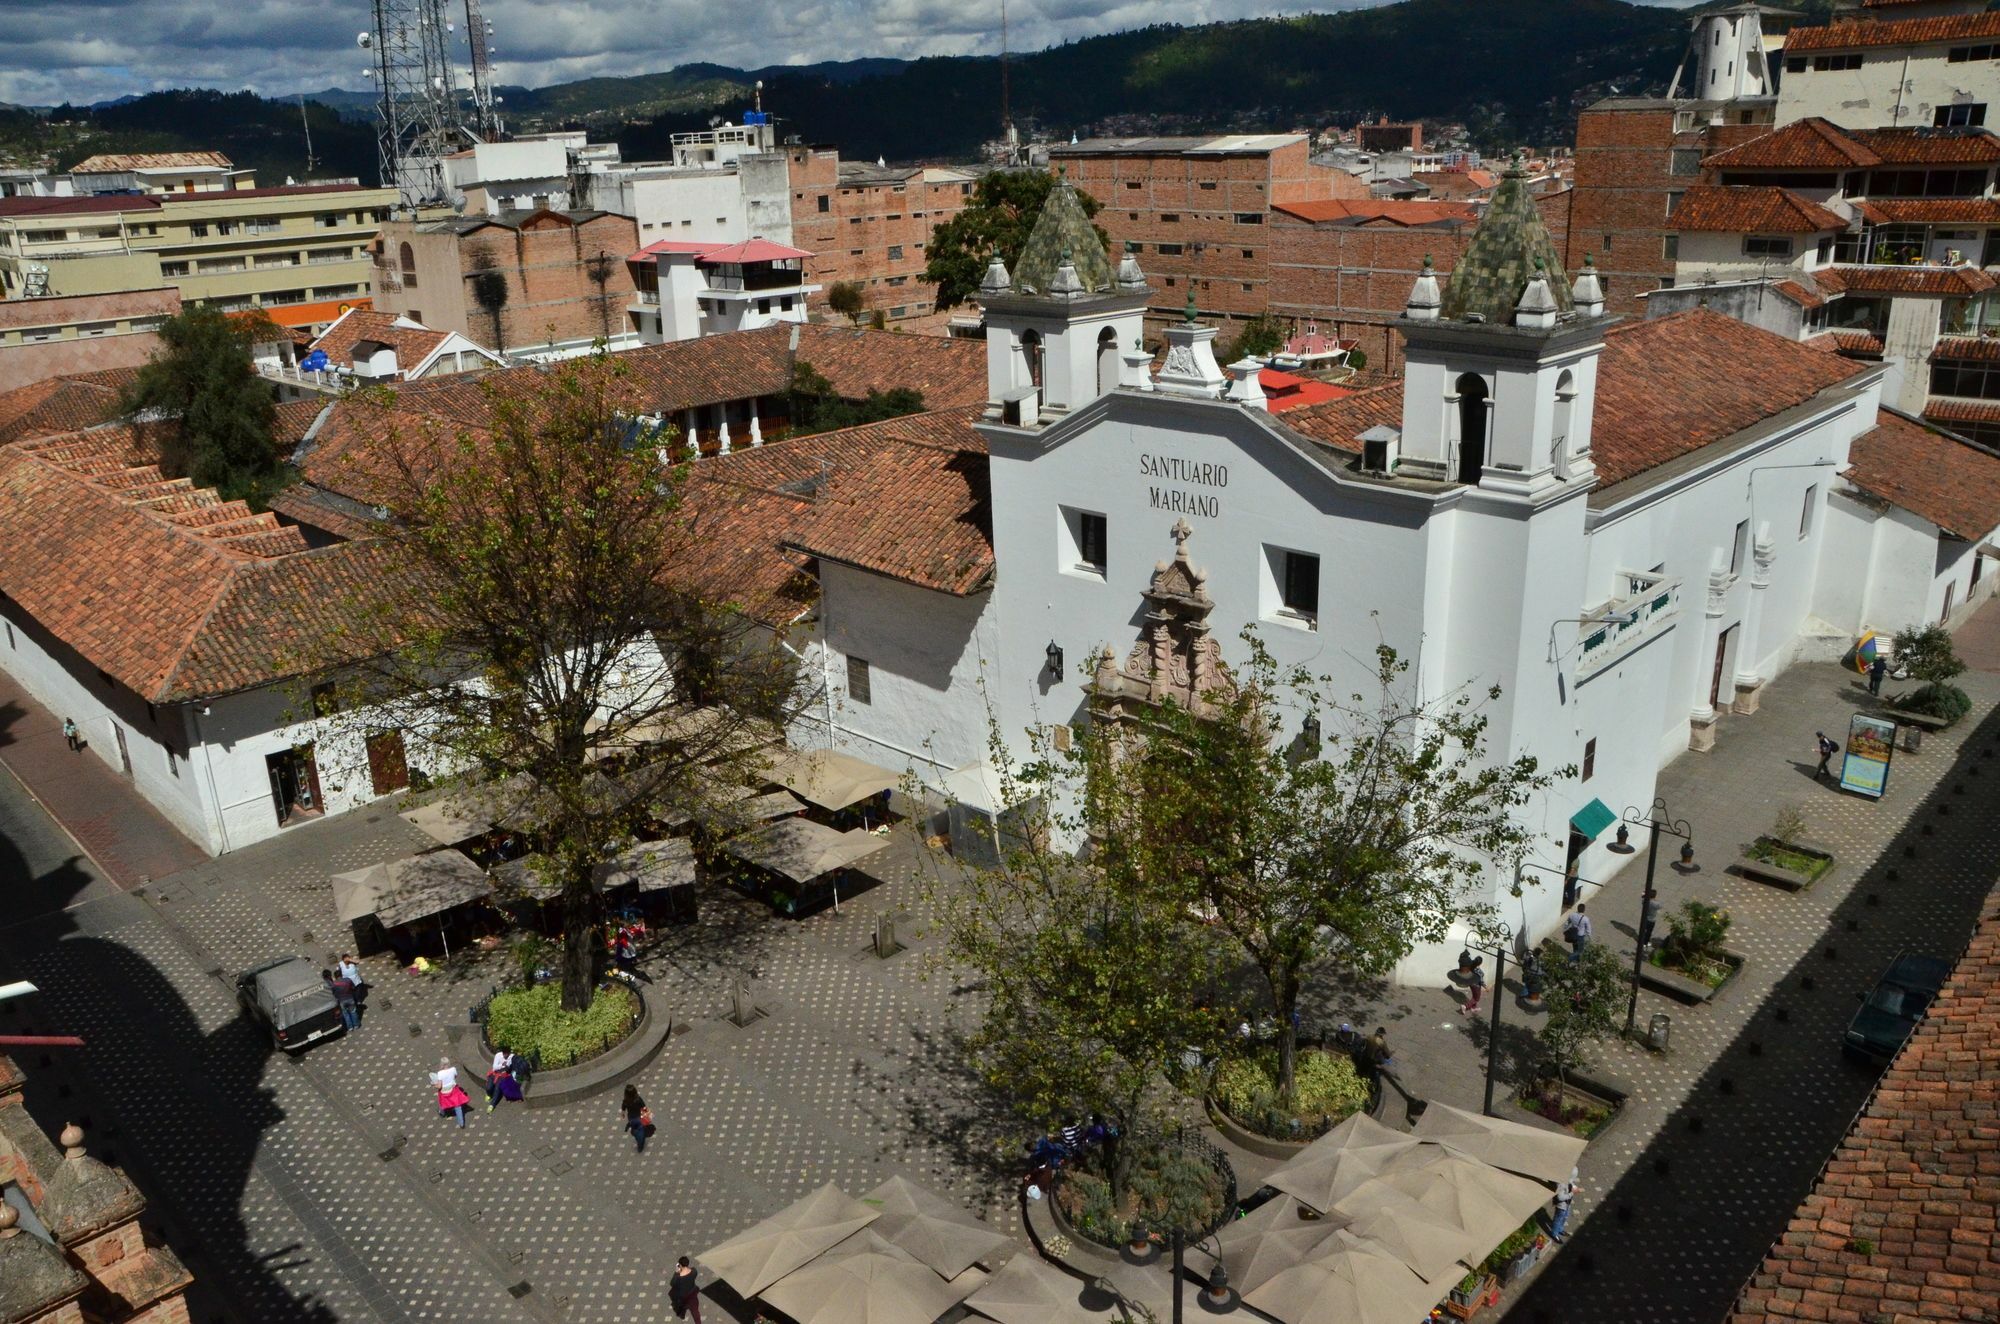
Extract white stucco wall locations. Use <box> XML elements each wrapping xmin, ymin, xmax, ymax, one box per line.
<box><xmin>624</xmin><ymin>172</ymin><xmax>750</xmax><ymax>245</ymax></box>
<box><xmin>1779</xmin><ymin>46</ymin><xmax>1990</xmax><ymax>131</ymax></box>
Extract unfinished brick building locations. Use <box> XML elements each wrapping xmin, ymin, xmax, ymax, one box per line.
<box><xmin>373</xmin><ymin>208</ymin><xmax>641</xmax><ymax>358</ymax></box>
<box><xmin>1047</xmin><ymin>135</ymin><xmax>1367</xmax><ymax>332</ymax></box>
<box><xmin>783</xmin><ymin>147</ymin><xmax>974</xmax><ymax>325</ymax></box>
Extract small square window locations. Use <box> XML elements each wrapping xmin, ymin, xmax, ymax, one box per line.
<box><xmin>847</xmin><ymin>655</ymin><xmax>872</xmax><ymax>705</ymax></box>
<box><xmin>1582</xmin><ymin>738</ymin><xmax>1596</xmax><ymax>783</ymax></box>
<box><xmin>1744</xmin><ymin>234</ymin><xmax>1793</xmax><ymax>258</ymax></box>
<box><xmin>817</xmin><ymin>195</ymin><xmax>830</xmax><ymax>212</ymax></box>
<box><xmin>1061</xmin><ymin>507</ymin><xmax>1107</xmax><ymax>576</ymax></box>
<box><xmin>1269</xmin><ymin>547</ymin><xmax>1320</xmax><ymax>623</ymax></box>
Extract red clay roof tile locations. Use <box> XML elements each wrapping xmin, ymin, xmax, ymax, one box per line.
<box><xmin>1784</xmin><ymin>10</ymin><xmax>2000</xmax><ymax>51</ymax></box>
<box><xmin>1670</xmin><ymin>186</ymin><xmax>1848</xmax><ymax>234</ymax></box>
<box><xmin>1819</xmin><ymin>264</ymin><xmax>1996</xmax><ymax>296</ymax></box>
<box><xmin>1843</xmin><ymin>407</ymin><xmax>2000</xmax><ymax>538</ymax></box>
<box><xmin>0</xmin><ymin>368</ymin><xmax>140</xmax><ymax>446</ymax></box>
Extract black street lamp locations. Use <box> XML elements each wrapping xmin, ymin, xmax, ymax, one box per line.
<box><xmin>1610</xmin><ymin>797</ymin><xmax>1695</xmax><ymax>1038</ymax></box>
<box><xmin>1462</xmin><ymin>918</ymin><xmax>1516</xmax><ymax>1117</ymax></box>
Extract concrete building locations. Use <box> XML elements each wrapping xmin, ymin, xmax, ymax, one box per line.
<box><xmin>1778</xmin><ymin>3</ymin><xmax>2000</xmax><ymax>129</ymax></box>
<box><xmin>68</xmin><ymin>150</ymin><xmax>252</xmax><ymax>196</ymax></box>
<box><xmin>442</xmin><ymin>134</ymin><xmax>581</xmax><ymax>214</ymax></box>
<box><xmin>1047</xmin><ymin>135</ymin><xmax>1366</xmax><ymax>330</ymax></box>
<box><xmin>784</xmin><ymin>149</ymin><xmax>976</xmax><ymax>325</ymax></box>
<box><xmin>254</xmin><ymin>308</ymin><xmax>506</xmax><ymax>397</ymax></box>
<box><xmin>373</xmin><ymin>208</ymin><xmax>642</xmax><ymax>359</ymax></box>
<box><xmin>0</xmin><ymin>287</ymin><xmax>177</xmax><ymax>392</ymax></box>
<box><xmin>0</xmin><ymin>177</ymin><xmax>395</xmax><ymax>333</ymax></box>
<box><xmin>625</xmin><ymin>238</ymin><xmax>817</xmax><ymax>345</ymax></box>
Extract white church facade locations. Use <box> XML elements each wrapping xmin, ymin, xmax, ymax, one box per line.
<box><xmin>763</xmin><ymin>168</ymin><xmax>1999</xmax><ymax>975</ymax></box>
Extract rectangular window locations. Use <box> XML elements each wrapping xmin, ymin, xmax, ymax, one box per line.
<box><xmin>1125</xmin><ymin>180</ymin><xmax>1142</xmax><ymax>190</ymax></box>
<box><xmin>846</xmin><ymin>655</ymin><xmax>872</xmax><ymax>705</ymax></box>
<box><xmin>166</xmin><ymin>746</ymin><xmax>180</xmax><ymax>778</ymax></box>
<box><xmin>1743</xmin><ymin>235</ymin><xmax>1793</xmax><ymax>257</ymax></box>
<box><xmin>1666</xmin><ymin>191</ymin><xmax>1685</xmax><ymax>218</ymax></box>
<box><xmin>1234</xmin><ymin>212</ymin><xmax>1262</xmax><ymax>225</ymax></box>
<box><xmin>1669</xmin><ymin>149</ymin><xmax>1702</xmax><ymax>177</ymax></box>
<box><xmin>1602</xmin><ymin>233</ymin><xmax>1613</xmax><ymax>252</ymax></box>
<box><xmin>1272</xmin><ymin>548</ymin><xmax>1320</xmax><ymax>621</ymax></box>
<box><xmin>1582</xmin><ymin>738</ymin><xmax>1596</xmax><ymax>783</ymax></box>
<box><xmin>1785</xmin><ymin>56</ymin><xmax>1806</xmax><ymax>73</ymax></box>
<box><xmin>886</xmin><ymin>244</ymin><xmax>904</xmax><ymax>260</ymax></box>
<box><xmin>1935</xmin><ymin>104</ymin><xmax>1987</xmax><ymax>128</ymax></box>
<box><xmin>1156</xmin><ymin>242</ymin><xmax>1184</xmax><ymax>256</ymax></box>
<box><xmin>1731</xmin><ymin>520</ymin><xmax>1750</xmax><ymax>576</ymax></box>
<box><xmin>1800</xmin><ymin>484</ymin><xmax>1818</xmax><ymax>538</ymax></box>
<box><xmin>1241</xmin><ymin>248</ymin><xmax>1254</xmax><ymax>259</ymax></box>
<box><xmin>1161</xmin><ymin>213</ymin><xmax>1180</xmax><ymax>223</ymax></box>
<box><xmin>189</xmin><ymin>223</ymin><xmax>209</xmax><ymax>237</ymax></box>
<box><xmin>1199</xmin><ymin>181</ymin><xmax>1218</xmax><ymax>190</ymax></box>
<box><xmin>1662</xmin><ymin>234</ymin><xmax>1679</xmax><ymax>261</ymax></box>
<box><xmin>817</xmin><ymin>195</ymin><xmax>830</xmax><ymax>212</ymax></box>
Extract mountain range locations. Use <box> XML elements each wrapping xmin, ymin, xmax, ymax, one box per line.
<box><xmin>4</xmin><ymin>0</ymin><xmax>1703</xmax><ymax>182</ymax></box>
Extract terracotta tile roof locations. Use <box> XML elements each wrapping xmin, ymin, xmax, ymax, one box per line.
<box><xmin>69</xmin><ymin>151</ymin><xmax>233</xmax><ymax>172</ymax></box>
<box><xmin>1843</xmin><ymin>407</ymin><xmax>2000</xmax><ymax>537</ymax></box>
<box><xmin>1772</xmin><ymin>279</ymin><xmax>1827</xmax><ymax>310</ymax></box>
<box><xmin>1784</xmin><ymin>10</ymin><xmax>2000</xmax><ymax>51</ymax></box>
<box><xmin>1669</xmin><ymin>186</ymin><xmax>1848</xmax><ymax>234</ymax></box>
<box><xmin>1272</xmin><ymin>198</ymin><xmax>1478</xmax><ymax>227</ymax></box>
<box><xmin>1727</xmin><ymin>891</ymin><xmax>2000</xmax><ymax>1324</ymax></box>
<box><xmin>1854</xmin><ymin>197</ymin><xmax>2000</xmax><ymax>224</ymax></box>
<box><xmin>789</xmin><ymin>324</ymin><xmax>988</xmax><ymax>408</ymax></box>
<box><xmin>0</xmin><ymin>425</ymin><xmax>390</xmax><ymax>701</ymax></box>
<box><xmin>0</xmin><ymin>368</ymin><xmax>139</xmax><ymax>446</ymax></box>
<box><xmin>1817</xmin><ymin>264</ymin><xmax>1997</xmax><ymax>296</ymax></box>
<box><xmin>1704</xmin><ymin>117</ymin><xmax>2000</xmax><ymax>169</ymax></box>
<box><xmin>1847</xmin><ymin>126</ymin><xmax>2000</xmax><ymax>164</ymax></box>
<box><xmin>308</xmin><ymin>310</ymin><xmax>453</xmax><ymax>375</ymax></box>
<box><xmin>1923</xmin><ymin>398</ymin><xmax>2000</xmax><ymax>424</ymax></box>
<box><xmin>1931</xmin><ymin>335</ymin><xmax>2000</xmax><ymax>362</ymax></box>
<box><xmin>781</xmin><ymin>410</ymin><xmax>992</xmax><ymax>595</ymax></box>
<box><xmin>1818</xmin><ymin>330</ymin><xmax>1887</xmax><ymax>355</ymax></box>
<box><xmin>1281</xmin><ymin>382</ymin><xmax>1406</xmax><ymax>455</ymax></box>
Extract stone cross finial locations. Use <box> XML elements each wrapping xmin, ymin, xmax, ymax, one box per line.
<box><xmin>1171</xmin><ymin>517</ymin><xmax>1193</xmax><ymax>553</ymax></box>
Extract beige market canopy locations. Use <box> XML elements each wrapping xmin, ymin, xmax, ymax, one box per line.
<box><xmin>593</xmin><ymin>837</ymin><xmax>698</xmax><ymax>892</ymax></box>
<box><xmin>1328</xmin><ymin>1183</ymin><xmax>1485</xmax><ymax>1284</ymax></box>
<box><xmin>1211</xmin><ymin>1194</ymin><xmax>1351</xmax><ymax>1298</ymax></box>
<box><xmin>855</xmin><ymin>1176</ymin><xmax>1010</xmax><ymax>1279</ymax></box>
<box><xmin>1411</xmin><ymin>1101</ymin><xmax>1587</xmax><ymax>1185</ymax></box>
<box><xmin>762</xmin><ymin>1232</ymin><xmax>980</xmax><ymax>1324</ymax></box>
<box><xmin>331</xmin><ymin>850</ymin><xmax>492</xmax><ymax>929</ymax></box>
<box><xmin>398</xmin><ymin>794</ymin><xmax>493</xmax><ymax>845</ymax></box>
<box><xmin>700</xmin><ymin>1183</ymin><xmax>880</xmax><ymax>1299</ymax></box>
<box><xmin>723</xmin><ymin>817</ymin><xmax>890</xmax><ymax>884</ymax></box>
<box><xmin>761</xmin><ymin>749</ymin><xmax>901</xmax><ymax>813</ymax></box>
<box><xmin>1265</xmin><ymin>1112</ymin><xmax>1423</xmax><ymax>1214</ymax></box>
<box><xmin>1380</xmin><ymin>1151</ymin><xmax>1555</xmax><ymax>1246</ymax></box>
<box><xmin>962</xmin><ymin>1253</ymin><xmax>1105</xmax><ymax>1324</ymax></box>
<box><xmin>1241</xmin><ymin>1230</ymin><xmax>1445</xmax><ymax>1324</ymax></box>
<box><xmin>491</xmin><ymin>854</ymin><xmax>558</xmax><ymax>901</ymax></box>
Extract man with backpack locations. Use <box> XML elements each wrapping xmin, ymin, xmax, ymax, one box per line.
<box><xmin>1562</xmin><ymin>906</ymin><xmax>1593</xmax><ymax>965</ymax></box>
<box><xmin>1815</xmin><ymin>730</ymin><xmax>1841</xmax><ymax>781</ymax></box>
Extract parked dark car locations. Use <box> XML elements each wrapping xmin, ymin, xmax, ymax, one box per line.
<box><xmin>1843</xmin><ymin>953</ymin><xmax>1951</xmax><ymax>1065</ymax></box>
<box><xmin>236</xmin><ymin>956</ymin><xmax>345</xmax><ymax>1052</ymax></box>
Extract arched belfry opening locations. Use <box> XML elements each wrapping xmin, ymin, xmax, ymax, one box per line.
<box><xmin>1455</xmin><ymin>373</ymin><xmax>1489</xmax><ymax>484</ymax></box>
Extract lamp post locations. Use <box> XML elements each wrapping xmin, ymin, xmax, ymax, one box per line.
<box><xmin>1460</xmin><ymin>918</ymin><xmax>1515</xmax><ymax>1117</ymax></box>
<box><xmin>1608</xmin><ymin>797</ymin><xmax>1694</xmax><ymax>1038</ymax></box>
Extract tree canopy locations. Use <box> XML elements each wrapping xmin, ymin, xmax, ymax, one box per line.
<box><xmin>923</xmin><ymin>170</ymin><xmax>1106</xmax><ymax>310</ymax></box>
<box><xmin>121</xmin><ymin>303</ymin><xmax>283</xmax><ymax>505</ymax></box>
<box><xmin>786</xmin><ymin>361</ymin><xmax>925</xmax><ymax>437</ymax></box>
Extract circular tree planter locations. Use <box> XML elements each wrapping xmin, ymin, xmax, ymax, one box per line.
<box><xmin>1204</xmin><ymin>1046</ymin><xmax>1374</xmax><ymax>1159</ymax></box>
<box><xmin>476</xmin><ymin>981</ymin><xmax>674</xmax><ymax>1109</ymax></box>
<box><xmin>1049</xmin><ymin>1137</ymin><xmax>1237</xmax><ymax>1252</ymax></box>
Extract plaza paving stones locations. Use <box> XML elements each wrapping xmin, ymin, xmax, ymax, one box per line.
<box><xmin>7</xmin><ymin>607</ymin><xmax>2000</xmax><ymax>1323</ymax></box>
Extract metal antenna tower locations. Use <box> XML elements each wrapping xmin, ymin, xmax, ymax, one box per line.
<box><xmin>362</xmin><ymin>0</ymin><xmax>464</xmax><ymax>207</ymax></box>
<box><xmin>461</xmin><ymin>0</ymin><xmax>504</xmax><ymax>139</ymax></box>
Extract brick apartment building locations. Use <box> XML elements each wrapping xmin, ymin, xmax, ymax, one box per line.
<box><xmin>784</xmin><ymin>147</ymin><xmax>975</xmax><ymax>324</ymax></box>
<box><xmin>1266</xmin><ymin>187</ymin><xmax>1573</xmax><ymax>374</ymax></box>
<box><xmin>1047</xmin><ymin>135</ymin><xmax>1366</xmax><ymax>330</ymax></box>
<box><xmin>0</xmin><ymin>286</ymin><xmax>178</xmax><ymax>391</ymax></box>
<box><xmin>373</xmin><ymin>209</ymin><xmax>641</xmax><ymax>358</ymax></box>
<box><xmin>1564</xmin><ymin>98</ymin><xmax>1775</xmax><ymax>316</ymax></box>
<box><xmin>1356</xmin><ymin>119</ymin><xmax>1424</xmax><ymax>154</ymax></box>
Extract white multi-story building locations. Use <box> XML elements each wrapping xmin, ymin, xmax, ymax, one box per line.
<box><xmin>626</xmin><ymin>238</ymin><xmax>818</xmax><ymax>344</ymax></box>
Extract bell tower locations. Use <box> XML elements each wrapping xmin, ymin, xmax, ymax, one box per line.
<box><xmin>978</xmin><ymin>174</ymin><xmax>1151</xmax><ymax>429</ymax></box>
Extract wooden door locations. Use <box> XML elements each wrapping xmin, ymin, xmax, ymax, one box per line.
<box><xmin>366</xmin><ymin>731</ymin><xmax>410</xmax><ymax>796</ymax></box>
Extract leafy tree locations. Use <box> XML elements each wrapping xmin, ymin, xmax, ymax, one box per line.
<box><xmin>927</xmin><ymin>717</ymin><xmax>1234</xmax><ymax>1198</ymax></box>
<box><xmin>786</xmin><ymin>361</ymin><xmax>924</xmax><ymax>436</ymax></box>
<box><xmin>1891</xmin><ymin>622</ymin><xmax>1970</xmax><ymax>723</ymax></box>
<box><xmin>121</xmin><ymin>303</ymin><xmax>282</xmax><ymax>505</ymax></box>
<box><xmin>923</xmin><ymin>169</ymin><xmax>1107</xmax><ymax>310</ymax></box>
<box><xmin>1535</xmin><ymin>941</ymin><xmax>1625</xmax><ymax>1088</ymax></box>
<box><xmin>322</xmin><ymin>354</ymin><xmax>802</xmax><ymax>1010</ymax></box>
<box><xmin>1223</xmin><ymin>314</ymin><xmax>1287</xmax><ymax>364</ymax></box>
<box><xmin>1346</xmin><ymin>348</ymin><xmax>1369</xmax><ymax>373</ymax></box>
<box><xmin>827</xmin><ymin>281</ymin><xmax>866</xmax><ymax>324</ymax></box>
<box><xmin>1126</xmin><ymin>635</ymin><xmax>1558</xmax><ymax>1101</ymax></box>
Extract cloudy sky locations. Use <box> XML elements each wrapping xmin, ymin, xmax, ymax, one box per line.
<box><xmin>0</xmin><ymin>0</ymin><xmax>1702</xmax><ymax>108</ymax></box>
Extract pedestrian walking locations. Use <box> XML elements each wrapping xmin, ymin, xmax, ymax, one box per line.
<box><xmin>338</xmin><ymin>953</ymin><xmax>365</xmax><ymax>1002</ymax></box>
<box><xmin>431</xmin><ymin>1057</ymin><xmax>471</xmax><ymax>1128</ymax></box>
<box><xmin>1562</xmin><ymin>906</ymin><xmax>1593</xmax><ymax>964</ymax></box>
<box><xmin>1868</xmin><ymin>654</ymin><xmax>1886</xmax><ymax>696</ymax></box>
<box><xmin>61</xmin><ymin>717</ymin><xmax>79</xmax><ymax>752</ymax></box>
<box><xmin>1459</xmin><ymin>956</ymin><xmax>1486</xmax><ymax>1016</ymax></box>
<box><xmin>1367</xmin><ymin>1026</ymin><xmax>1393</xmax><ymax>1075</ymax></box>
<box><xmin>1815</xmin><ymin>730</ymin><xmax>1840</xmax><ymax>780</ymax></box>
<box><xmin>485</xmin><ymin>1049</ymin><xmax>523</xmax><ymax>1111</ymax></box>
<box><xmin>620</xmin><ymin>1083</ymin><xmax>651</xmax><ymax>1153</ymax></box>
<box><xmin>670</xmin><ymin>1256</ymin><xmax>703</xmax><ymax>1324</ymax></box>
<box><xmin>327</xmin><ymin>967</ymin><xmax>359</xmax><ymax>1030</ymax></box>
<box><xmin>1550</xmin><ymin>1168</ymin><xmax>1580</xmax><ymax>1242</ymax></box>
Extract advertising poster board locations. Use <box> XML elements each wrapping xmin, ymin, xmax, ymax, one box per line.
<box><xmin>1839</xmin><ymin>713</ymin><xmax>1897</xmax><ymax>799</ymax></box>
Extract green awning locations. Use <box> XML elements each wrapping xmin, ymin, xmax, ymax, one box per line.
<box><xmin>1570</xmin><ymin>798</ymin><xmax>1617</xmax><ymax>843</ymax></box>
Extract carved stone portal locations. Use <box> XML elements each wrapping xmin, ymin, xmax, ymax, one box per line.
<box><xmin>1091</xmin><ymin>518</ymin><xmax>1235</xmax><ymax>725</ymax></box>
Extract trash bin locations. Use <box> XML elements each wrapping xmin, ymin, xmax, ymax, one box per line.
<box><xmin>1900</xmin><ymin>724</ymin><xmax>1922</xmax><ymax>754</ymax></box>
<box><xmin>1647</xmin><ymin>1012</ymin><xmax>1671</xmax><ymax>1052</ymax></box>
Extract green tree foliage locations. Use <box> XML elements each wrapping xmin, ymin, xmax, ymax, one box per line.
<box><xmin>923</xmin><ymin>170</ymin><xmax>1106</xmax><ymax>310</ymax></box>
<box><xmin>786</xmin><ymin>361</ymin><xmax>924</xmax><ymax>436</ymax></box>
<box><xmin>323</xmin><ymin>355</ymin><xmax>801</xmax><ymax>1010</ymax></box>
<box><xmin>1535</xmin><ymin>941</ymin><xmax>1625</xmax><ymax>1086</ymax></box>
<box><xmin>1891</xmin><ymin>623</ymin><xmax>1965</xmax><ymax>685</ymax></box>
<box><xmin>1345</xmin><ymin>348</ymin><xmax>1368</xmax><ymax>373</ymax></box>
<box><xmin>121</xmin><ymin>303</ymin><xmax>282</xmax><ymax>505</ymax></box>
<box><xmin>827</xmin><ymin>282</ymin><xmax>866</xmax><ymax>324</ymax></box>
<box><xmin>1223</xmin><ymin>314</ymin><xmax>1287</xmax><ymax>364</ymax></box>
<box><xmin>1124</xmin><ymin>636</ymin><xmax>1558</xmax><ymax>1100</ymax></box>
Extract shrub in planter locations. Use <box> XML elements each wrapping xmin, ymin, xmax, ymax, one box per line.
<box><xmin>1656</xmin><ymin>900</ymin><xmax>1732</xmax><ymax>986</ymax></box>
<box><xmin>1479</xmin><ymin>1219</ymin><xmax>1546</xmax><ymax>1278</ymax></box>
<box><xmin>1054</xmin><ymin>1149</ymin><xmax>1230</xmax><ymax>1247</ymax></box>
<box><xmin>1899</xmin><ymin>681</ymin><xmax>1971</xmax><ymax>725</ymax></box>
<box><xmin>1210</xmin><ymin>1047</ymin><xmax>1369</xmax><ymax>1140</ymax></box>
<box><xmin>485</xmin><ymin>981</ymin><xmax>637</xmax><ymax>1068</ymax></box>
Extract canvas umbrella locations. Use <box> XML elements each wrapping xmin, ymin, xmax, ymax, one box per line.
<box><xmin>1211</xmin><ymin>1194</ymin><xmax>1351</xmax><ymax>1297</ymax></box>
<box><xmin>1241</xmin><ymin>1230</ymin><xmax>1445</xmax><ymax>1324</ymax></box>
<box><xmin>761</xmin><ymin>1232</ymin><xmax>976</xmax><ymax>1324</ymax></box>
<box><xmin>1411</xmin><ymin>1101</ymin><xmax>1587</xmax><ymax>1185</ymax></box>
<box><xmin>1330</xmin><ymin>1182</ymin><xmax>1486</xmax><ymax>1284</ymax></box>
<box><xmin>1265</xmin><ymin>1112</ymin><xmax>1422</xmax><ymax>1213</ymax></box>
<box><xmin>698</xmin><ymin>1183</ymin><xmax>880</xmax><ymax>1298</ymax></box>
<box><xmin>857</xmin><ymin>1176</ymin><xmax>1010</xmax><ymax>1278</ymax></box>
<box><xmin>1379</xmin><ymin>1151</ymin><xmax>1554</xmax><ymax>1251</ymax></box>
<box><xmin>962</xmin><ymin>1251</ymin><xmax>1103</xmax><ymax>1324</ymax></box>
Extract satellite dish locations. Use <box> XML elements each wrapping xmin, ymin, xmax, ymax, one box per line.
<box><xmin>447</xmin><ymin>21</ymin><xmax>455</xmax><ymax>31</ymax></box>
<box><xmin>362</xmin><ymin>68</ymin><xmax>374</xmax><ymax>79</ymax></box>
<box><xmin>494</xmin><ymin>95</ymin><xmax>504</xmax><ymax>104</ymax></box>
<box><xmin>357</xmin><ymin>31</ymin><xmax>373</xmax><ymax>48</ymax></box>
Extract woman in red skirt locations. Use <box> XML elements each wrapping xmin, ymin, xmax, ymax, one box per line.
<box><xmin>431</xmin><ymin>1056</ymin><xmax>473</xmax><ymax>1128</ymax></box>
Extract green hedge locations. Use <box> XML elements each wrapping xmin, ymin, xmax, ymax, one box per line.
<box><xmin>1899</xmin><ymin>682</ymin><xmax>1971</xmax><ymax>725</ymax></box>
<box><xmin>1211</xmin><ymin>1048</ymin><xmax>1370</xmax><ymax>1140</ymax></box>
<box><xmin>485</xmin><ymin>982</ymin><xmax>637</xmax><ymax>1068</ymax></box>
